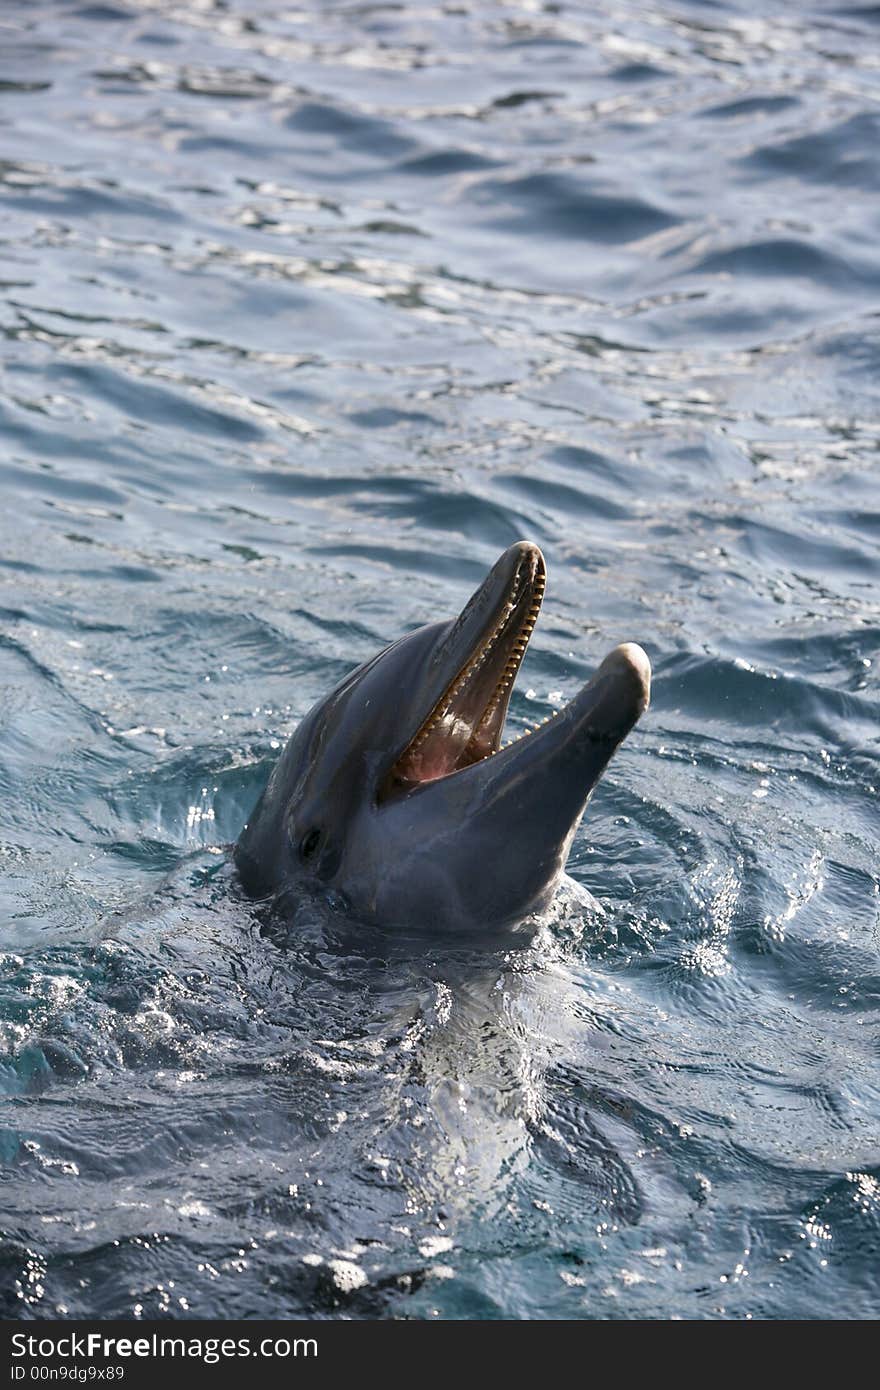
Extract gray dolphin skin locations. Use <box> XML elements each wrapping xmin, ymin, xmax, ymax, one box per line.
<box><xmin>235</xmin><ymin>542</ymin><xmax>650</xmax><ymax>932</ymax></box>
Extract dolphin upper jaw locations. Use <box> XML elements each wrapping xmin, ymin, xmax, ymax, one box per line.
<box><xmin>379</xmin><ymin>540</ymin><xmax>546</xmax><ymax>797</ymax></box>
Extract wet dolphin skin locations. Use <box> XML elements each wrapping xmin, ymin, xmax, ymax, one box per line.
<box><xmin>236</xmin><ymin>542</ymin><xmax>650</xmax><ymax>931</ymax></box>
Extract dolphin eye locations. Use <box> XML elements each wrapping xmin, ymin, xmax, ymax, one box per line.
<box><xmin>299</xmin><ymin>828</ymin><xmax>321</xmax><ymax>860</ymax></box>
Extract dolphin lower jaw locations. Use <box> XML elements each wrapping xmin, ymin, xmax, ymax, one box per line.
<box><xmin>484</xmin><ymin>642</ymin><xmax>651</xmax><ymax>798</ymax></box>
<box><xmin>374</xmin><ymin>641</ymin><xmax>651</xmax><ymax>929</ymax></box>
<box><xmin>413</xmin><ymin>649</ymin><xmax>652</xmax><ymax>928</ymax></box>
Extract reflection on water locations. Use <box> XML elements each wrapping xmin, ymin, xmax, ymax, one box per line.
<box><xmin>0</xmin><ymin>0</ymin><xmax>878</xmax><ymax>1320</ymax></box>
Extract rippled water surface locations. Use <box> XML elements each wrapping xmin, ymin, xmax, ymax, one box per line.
<box><xmin>2</xmin><ymin>0</ymin><xmax>879</xmax><ymax>1320</ymax></box>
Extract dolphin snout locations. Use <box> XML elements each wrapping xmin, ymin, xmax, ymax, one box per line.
<box><xmin>596</xmin><ymin>642</ymin><xmax>651</xmax><ymax>715</ymax></box>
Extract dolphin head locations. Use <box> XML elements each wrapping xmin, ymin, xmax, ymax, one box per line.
<box><xmin>235</xmin><ymin>541</ymin><xmax>650</xmax><ymax>932</ymax></box>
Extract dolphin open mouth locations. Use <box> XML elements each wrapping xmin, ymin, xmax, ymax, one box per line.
<box><xmin>384</xmin><ymin>541</ymin><xmax>651</xmax><ymax>801</ymax></box>
<box><xmin>387</xmin><ymin>542</ymin><xmax>546</xmax><ymax>789</ymax></box>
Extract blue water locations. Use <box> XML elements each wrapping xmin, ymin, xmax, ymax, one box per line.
<box><xmin>1</xmin><ymin>0</ymin><xmax>879</xmax><ymax>1321</ymax></box>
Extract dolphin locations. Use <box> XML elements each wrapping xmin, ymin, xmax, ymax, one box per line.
<box><xmin>235</xmin><ymin>541</ymin><xmax>650</xmax><ymax>932</ymax></box>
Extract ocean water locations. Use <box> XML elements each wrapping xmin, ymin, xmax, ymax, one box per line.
<box><xmin>1</xmin><ymin>0</ymin><xmax>879</xmax><ymax>1321</ymax></box>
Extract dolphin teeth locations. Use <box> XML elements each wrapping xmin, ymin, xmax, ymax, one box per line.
<box><xmin>391</xmin><ymin>551</ymin><xmax>546</xmax><ymax>784</ymax></box>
